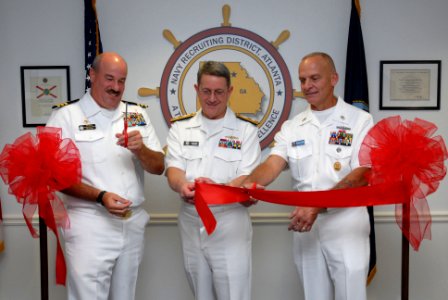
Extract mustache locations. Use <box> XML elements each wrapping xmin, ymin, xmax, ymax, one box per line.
<box><xmin>106</xmin><ymin>89</ymin><xmax>120</xmax><ymax>96</ymax></box>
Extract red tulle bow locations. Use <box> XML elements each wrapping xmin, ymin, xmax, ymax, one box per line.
<box><xmin>359</xmin><ymin>116</ymin><xmax>447</xmax><ymax>250</ymax></box>
<box><xmin>0</xmin><ymin>126</ymin><xmax>82</xmax><ymax>285</ymax></box>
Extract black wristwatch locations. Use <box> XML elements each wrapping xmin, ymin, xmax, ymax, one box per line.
<box><xmin>96</xmin><ymin>190</ymin><xmax>107</xmax><ymax>206</ymax></box>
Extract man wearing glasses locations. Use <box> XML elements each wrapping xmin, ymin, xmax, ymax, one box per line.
<box><xmin>165</xmin><ymin>61</ymin><xmax>261</xmax><ymax>300</ymax></box>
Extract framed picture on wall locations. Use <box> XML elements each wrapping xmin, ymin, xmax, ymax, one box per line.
<box><xmin>379</xmin><ymin>60</ymin><xmax>441</xmax><ymax>110</ymax></box>
<box><xmin>20</xmin><ymin>66</ymin><xmax>71</xmax><ymax>127</ymax></box>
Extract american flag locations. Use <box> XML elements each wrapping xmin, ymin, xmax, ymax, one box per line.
<box><xmin>84</xmin><ymin>0</ymin><xmax>103</xmax><ymax>91</ymax></box>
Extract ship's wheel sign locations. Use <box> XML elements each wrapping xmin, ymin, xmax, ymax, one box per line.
<box><xmin>139</xmin><ymin>5</ymin><xmax>302</xmax><ymax>149</ymax></box>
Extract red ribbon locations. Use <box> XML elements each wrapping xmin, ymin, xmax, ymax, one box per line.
<box><xmin>194</xmin><ymin>181</ymin><xmax>408</xmax><ymax>235</ymax></box>
<box><xmin>0</xmin><ymin>126</ymin><xmax>82</xmax><ymax>285</ymax></box>
<box><xmin>194</xmin><ymin>116</ymin><xmax>447</xmax><ymax>250</ymax></box>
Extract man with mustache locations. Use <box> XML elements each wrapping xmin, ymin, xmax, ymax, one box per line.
<box><xmin>243</xmin><ymin>52</ymin><xmax>374</xmax><ymax>300</ymax></box>
<box><xmin>47</xmin><ymin>52</ymin><xmax>165</xmax><ymax>300</ymax></box>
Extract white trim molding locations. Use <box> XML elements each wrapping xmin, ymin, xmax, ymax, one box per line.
<box><xmin>3</xmin><ymin>211</ymin><xmax>448</xmax><ymax>226</ymax></box>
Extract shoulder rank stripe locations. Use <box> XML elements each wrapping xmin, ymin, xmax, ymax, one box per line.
<box><xmin>170</xmin><ymin>112</ymin><xmax>196</xmax><ymax>123</ymax></box>
<box><xmin>236</xmin><ymin>113</ymin><xmax>259</xmax><ymax>125</ymax></box>
<box><xmin>52</xmin><ymin>99</ymin><xmax>79</xmax><ymax>109</ymax></box>
<box><xmin>121</xmin><ymin>100</ymin><xmax>148</xmax><ymax>109</ymax></box>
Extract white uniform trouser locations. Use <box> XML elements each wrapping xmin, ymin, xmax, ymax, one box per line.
<box><xmin>178</xmin><ymin>203</ymin><xmax>252</xmax><ymax>300</ymax></box>
<box><xmin>293</xmin><ymin>207</ymin><xmax>370</xmax><ymax>300</ymax></box>
<box><xmin>63</xmin><ymin>207</ymin><xmax>149</xmax><ymax>300</ymax></box>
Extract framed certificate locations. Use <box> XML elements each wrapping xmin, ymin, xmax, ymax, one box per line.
<box><xmin>379</xmin><ymin>60</ymin><xmax>441</xmax><ymax>110</ymax></box>
<box><xmin>20</xmin><ymin>66</ymin><xmax>71</xmax><ymax>127</ymax></box>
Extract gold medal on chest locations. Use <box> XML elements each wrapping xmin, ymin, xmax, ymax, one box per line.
<box><xmin>334</xmin><ymin>161</ymin><xmax>341</xmax><ymax>171</ymax></box>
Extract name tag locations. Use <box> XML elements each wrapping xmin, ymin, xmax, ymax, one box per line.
<box><xmin>78</xmin><ymin>124</ymin><xmax>96</xmax><ymax>131</ymax></box>
<box><xmin>291</xmin><ymin>140</ymin><xmax>305</xmax><ymax>147</ymax></box>
<box><xmin>184</xmin><ymin>141</ymin><xmax>199</xmax><ymax>146</ymax></box>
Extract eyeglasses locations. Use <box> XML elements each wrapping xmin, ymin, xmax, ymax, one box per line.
<box><xmin>198</xmin><ymin>88</ymin><xmax>227</xmax><ymax>97</ymax></box>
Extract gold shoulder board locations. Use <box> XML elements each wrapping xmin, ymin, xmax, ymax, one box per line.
<box><xmin>121</xmin><ymin>100</ymin><xmax>148</xmax><ymax>109</ymax></box>
<box><xmin>170</xmin><ymin>112</ymin><xmax>196</xmax><ymax>123</ymax></box>
<box><xmin>236</xmin><ymin>113</ymin><xmax>259</xmax><ymax>125</ymax></box>
<box><xmin>52</xmin><ymin>99</ymin><xmax>79</xmax><ymax>109</ymax></box>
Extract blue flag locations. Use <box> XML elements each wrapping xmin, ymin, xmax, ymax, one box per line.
<box><xmin>344</xmin><ymin>0</ymin><xmax>376</xmax><ymax>285</ymax></box>
<box><xmin>344</xmin><ymin>0</ymin><xmax>369</xmax><ymax>111</ymax></box>
<box><xmin>84</xmin><ymin>0</ymin><xmax>103</xmax><ymax>91</ymax></box>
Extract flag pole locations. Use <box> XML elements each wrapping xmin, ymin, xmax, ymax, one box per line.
<box><xmin>401</xmin><ymin>204</ymin><xmax>410</xmax><ymax>300</ymax></box>
<box><xmin>344</xmin><ymin>0</ymin><xmax>377</xmax><ymax>285</ymax></box>
<box><xmin>39</xmin><ymin>217</ymin><xmax>49</xmax><ymax>300</ymax></box>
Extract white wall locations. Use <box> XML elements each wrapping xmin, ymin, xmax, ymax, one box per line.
<box><xmin>1</xmin><ymin>0</ymin><xmax>448</xmax><ymax>299</ymax></box>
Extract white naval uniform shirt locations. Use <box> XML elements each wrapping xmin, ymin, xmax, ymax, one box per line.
<box><xmin>271</xmin><ymin>97</ymin><xmax>374</xmax><ymax>300</ymax></box>
<box><xmin>270</xmin><ymin>97</ymin><xmax>373</xmax><ymax>192</ymax></box>
<box><xmin>166</xmin><ymin>108</ymin><xmax>260</xmax><ymax>300</ymax></box>
<box><xmin>165</xmin><ymin>107</ymin><xmax>261</xmax><ymax>197</ymax></box>
<box><xmin>46</xmin><ymin>92</ymin><xmax>163</xmax><ymax>209</ymax></box>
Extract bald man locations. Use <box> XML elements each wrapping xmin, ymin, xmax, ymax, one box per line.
<box><xmin>47</xmin><ymin>52</ymin><xmax>164</xmax><ymax>300</ymax></box>
<box><xmin>243</xmin><ymin>52</ymin><xmax>374</xmax><ymax>300</ymax></box>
